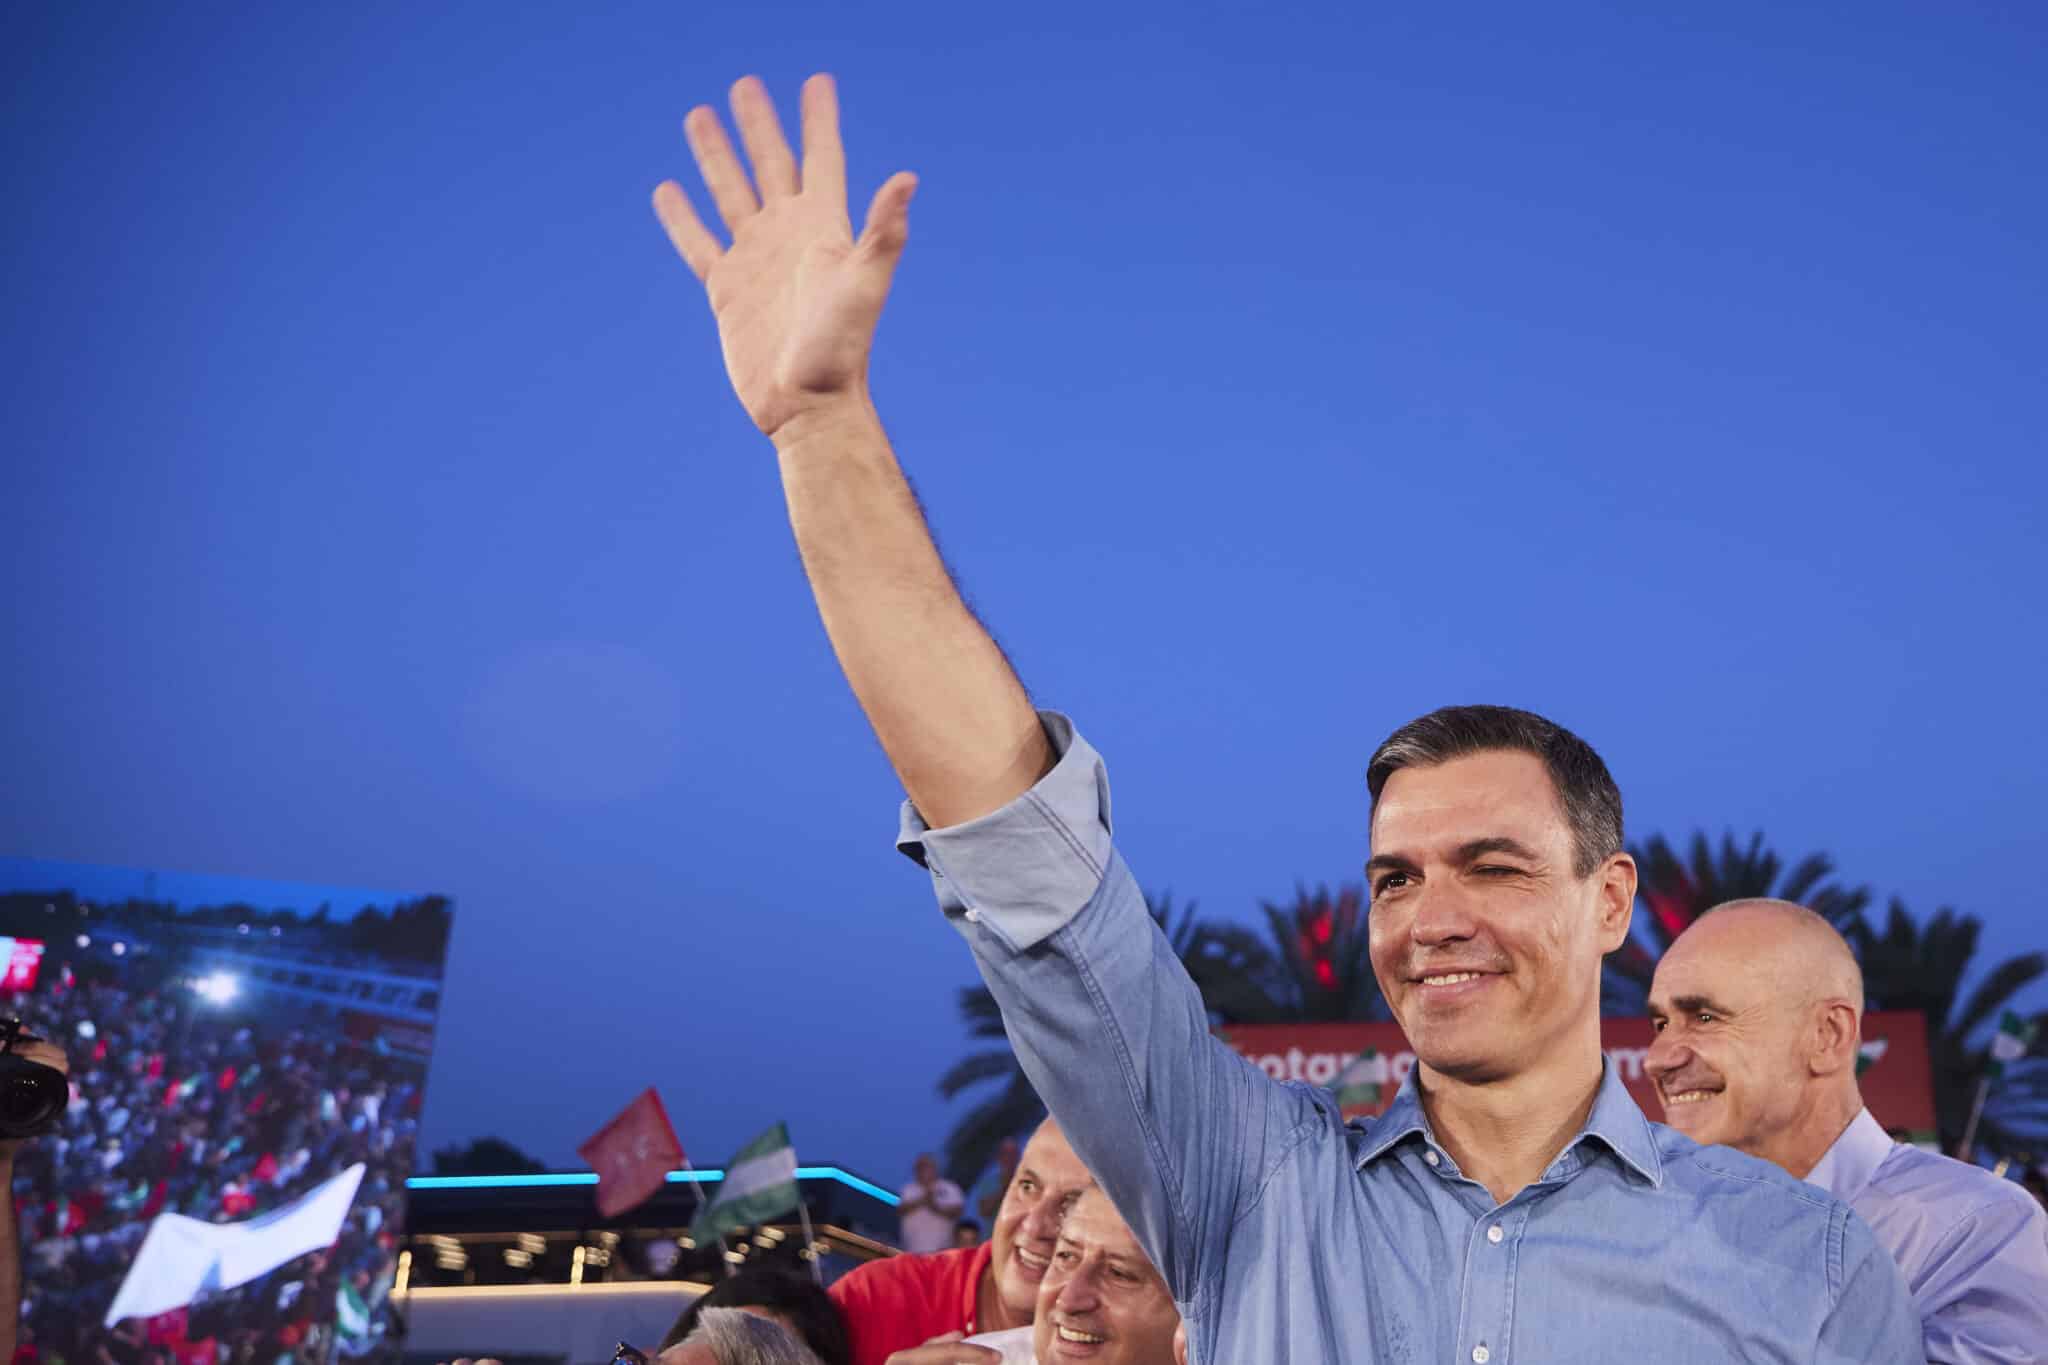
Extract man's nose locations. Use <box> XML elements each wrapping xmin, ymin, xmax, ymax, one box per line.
<box><xmin>1055</xmin><ymin>1263</ymin><xmax>1101</xmax><ymax>1312</ymax></box>
<box><xmin>1644</xmin><ymin>1031</ymin><xmax>1688</xmax><ymax>1077</ymax></box>
<box><xmin>1020</xmin><ymin>1191</ymin><xmax>1069</xmax><ymax>1243</ymax></box>
<box><xmin>1409</xmin><ymin>883</ymin><xmax>1478</xmax><ymax>946</ymax></box>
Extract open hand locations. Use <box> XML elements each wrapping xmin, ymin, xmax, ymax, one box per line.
<box><xmin>654</xmin><ymin>74</ymin><xmax>918</xmax><ymax>439</ymax></box>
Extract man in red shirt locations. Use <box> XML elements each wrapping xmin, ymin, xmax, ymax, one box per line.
<box><xmin>829</xmin><ymin>1119</ymin><xmax>1093</xmax><ymax>1365</ymax></box>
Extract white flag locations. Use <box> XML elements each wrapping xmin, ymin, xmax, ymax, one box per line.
<box><xmin>103</xmin><ymin>1163</ymin><xmax>366</xmax><ymax>1327</ymax></box>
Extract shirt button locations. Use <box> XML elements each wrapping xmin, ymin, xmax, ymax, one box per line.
<box><xmin>963</xmin><ymin>909</ymin><xmax>982</xmax><ymax>923</ymax></box>
<box><xmin>1487</xmin><ymin>1224</ymin><xmax>1504</xmax><ymax>1244</ymax></box>
<box><xmin>1472</xmin><ymin>1347</ymin><xmax>1490</xmax><ymax>1364</ymax></box>
<box><xmin>1424</xmin><ymin>1150</ymin><xmax>1440</xmax><ymax>1167</ymax></box>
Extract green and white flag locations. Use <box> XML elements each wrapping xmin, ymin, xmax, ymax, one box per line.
<box><xmin>335</xmin><ymin>1282</ymin><xmax>372</xmax><ymax>1340</ymax></box>
<box><xmin>691</xmin><ymin>1122</ymin><xmax>800</xmax><ymax>1244</ymax></box>
<box><xmin>1331</xmin><ymin>1049</ymin><xmax>1386</xmax><ymax>1115</ymax></box>
<box><xmin>1988</xmin><ymin>1011</ymin><xmax>2039</xmax><ymax>1078</ymax></box>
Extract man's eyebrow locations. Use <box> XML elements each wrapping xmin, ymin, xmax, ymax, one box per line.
<box><xmin>1453</xmin><ymin>836</ymin><xmax>1543</xmax><ymax>863</ymax></box>
<box><xmin>1668</xmin><ymin>993</ymin><xmax>1734</xmax><ymax>1016</ymax></box>
<box><xmin>1365</xmin><ymin>837</ymin><xmax>1543</xmax><ymax>877</ymax></box>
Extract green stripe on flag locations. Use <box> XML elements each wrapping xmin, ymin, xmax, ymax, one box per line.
<box><xmin>691</xmin><ymin>1122</ymin><xmax>799</xmax><ymax>1244</ymax></box>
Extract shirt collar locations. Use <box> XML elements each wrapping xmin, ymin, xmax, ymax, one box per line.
<box><xmin>1357</xmin><ymin>1057</ymin><xmax>1664</xmax><ymax>1188</ymax></box>
<box><xmin>1804</xmin><ymin>1107</ymin><xmax>1892</xmax><ymax>1203</ymax></box>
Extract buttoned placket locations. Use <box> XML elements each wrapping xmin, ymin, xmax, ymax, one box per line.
<box><xmin>1424</xmin><ymin>1141</ymin><xmax>1575</xmax><ymax>1365</ymax></box>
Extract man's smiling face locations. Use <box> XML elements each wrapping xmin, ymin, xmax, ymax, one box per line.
<box><xmin>1644</xmin><ymin>905</ymin><xmax>1848</xmax><ymax>1158</ymax></box>
<box><xmin>1366</xmin><ymin>750</ymin><xmax>1632</xmax><ymax>1083</ymax></box>
<box><xmin>990</xmin><ymin>1120</ymin><xmax>1095</xmax><ymax>1318</ymax></box>
<box><xmin>1032</xmin><ymin>1187</ymin><xmax>1180</xmax><ymax>1365</ymax></box>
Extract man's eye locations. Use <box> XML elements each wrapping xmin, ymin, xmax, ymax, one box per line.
<box><xmin>1015</xmin><ymin>1179</ymin><xmax>1036</xmax><ymax>1194</ymax></box>
<box><xmin>1373</xmin><ymin>873</ymin><xmax>1410</xmax><ymax>896</ymax></box>
<box><xmin>1696</xmin><ymin>1012</ymin><xmax>1715</xmax><ymax>1025</ymax></box>
<box><xmin>1650</xmin><ymin>1018</ymin><xmax>1665</xmax><ymax>1033</ymax></box>
<box><xmin>1474</xmin><ymin>865</ymin><xmax>1520</xmax><ymax>877</ymax></box>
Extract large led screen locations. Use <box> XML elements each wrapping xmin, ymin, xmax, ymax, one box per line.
<box><xmin>0</xmin><ymin>857</ymin><xmax>454</xmax><ymax>1362</ymax></box>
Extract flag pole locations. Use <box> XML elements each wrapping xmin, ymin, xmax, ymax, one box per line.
<box><xmin>681</xmin><ymin>1154</ymin><xmax>737</xmax><ymax>1280</ymax></box>
<box><xmin>795</xmin><ymin>1192</ymin><xmax>823</xmax><ymax>1286</ymax></box>
<box><xmin>1956</xmin><ymin>1075</ymin><xmax>1991</xmax><ymax>1163</ymax></box>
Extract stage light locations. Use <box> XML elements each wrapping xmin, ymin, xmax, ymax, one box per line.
<box><xmin>194</xmin><ymin>972</ymin><xmax>240</xmax><ymax>1006</ymax></box>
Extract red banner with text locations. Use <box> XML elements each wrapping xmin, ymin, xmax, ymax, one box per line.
<box><xmin>1219</xmin><ymin>1009</ymin><xmax>1936</xmax><ymax>1135</ymax></box>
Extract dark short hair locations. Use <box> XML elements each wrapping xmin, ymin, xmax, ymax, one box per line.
<box><xmin>660</xmin><ymin>1267</ymin><xmax>851</xmax><ymax>1365</ymax></box>
<box><xmin>1365</xmin><ymin>705</ymin><xmax>1622</xmax><ymax>877</ymax></box>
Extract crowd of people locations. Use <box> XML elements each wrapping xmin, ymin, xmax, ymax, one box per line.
<box><xmin>3</xmin><ymin>969</ymin><xmax>421</xmax><ymax>1364</ymax></box>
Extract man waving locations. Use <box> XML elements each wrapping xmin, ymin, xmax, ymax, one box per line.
<box><xmin>652</xmin><ymin>74</ymin><xmax>1918</xmax><ymax>1363</ymax></box>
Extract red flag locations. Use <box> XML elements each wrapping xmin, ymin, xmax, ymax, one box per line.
<box><xmin>145</xmin><ymin>1307</ymin><xmax>189</xmax><ymax>1346</ymax></box>
<box><xmin>577</xmin><ymin>1087</ymin><xmax>684</xmax><ymax>1219</ymax></box>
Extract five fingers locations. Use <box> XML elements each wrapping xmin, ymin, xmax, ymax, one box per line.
<box><xmin>656</xmin><ymin>73</ymin><xmax>905</xmax><ymax>283</ymax></box>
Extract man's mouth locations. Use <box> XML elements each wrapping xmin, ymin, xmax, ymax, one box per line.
<box><xmin>1014</xmin><ymin>1245</ymin><xmax>1050</xmax><ymax>1276</ymax></box>
<box><xmin>1661</xmin><ymin>1088</ymin><xmax>1721</xmax><ymax>1105</ymax></box>
<box><xmin>1418</xmin><ymin>971</ymin><xmax>1491</xmax><ymax>986</ymax></box>
<box><xmin>1055</xmin><ymin>1321</ymin><xmax>1107</xmax><ymax>1345</ymax></box>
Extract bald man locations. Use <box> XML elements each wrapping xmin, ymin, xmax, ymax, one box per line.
<box><xmin>1647</xmin><ymin>899</ymin><xmax>2048</xmax><ymax>1363</ymax></box>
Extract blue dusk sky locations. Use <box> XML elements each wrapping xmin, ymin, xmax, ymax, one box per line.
<box><xmin>3</xmin><ymin>0</ymin><xmax>2043</xmax><ymax>1187</ymax></box>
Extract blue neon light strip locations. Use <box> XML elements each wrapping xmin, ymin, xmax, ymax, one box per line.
<box><xmin>406</xmin><ymin>1165</ymin><xmax>899</xmax><ymax>1206</ymax></box>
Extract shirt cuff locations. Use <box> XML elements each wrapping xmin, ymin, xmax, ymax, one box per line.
<box><xmin>896</xmin><ymin>711</ymin><xmax>1115</xmax><ymax>952</ymax></box>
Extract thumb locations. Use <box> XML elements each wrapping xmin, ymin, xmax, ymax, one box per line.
<box><xmin>856</xmin><ymin>171</ymin><xmax>918</xmax><ymax>263</ymax></box>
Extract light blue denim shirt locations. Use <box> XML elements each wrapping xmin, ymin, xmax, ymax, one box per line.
<box><xmin>1808</xmin><ymin>1106</ymin><xmax>2048</xmax><ymax>1362</ymax></box>
<box><xmin>898</xmin><ymin>713</ymin><xmax>1919</xmax><ymax>1364</ymax></box>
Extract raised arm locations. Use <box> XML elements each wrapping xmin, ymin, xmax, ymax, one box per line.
<box><xmin>654</xmin><ymin>76</ymin><xmax>1324</xmax><ymax>1304</ymax></box>
<box><xmin>653</xmin><ymin>74</ymin><xmax>1048</xmax><ymax>827</ymax></box>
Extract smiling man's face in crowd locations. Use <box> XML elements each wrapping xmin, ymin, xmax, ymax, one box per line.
<box><xmin>990</xmin><ymin>1119</ymin><xmax>1096</xmax><ymax>1317</ymax></box>
<box><xmin>1032</xmin><ymin>1187</ymin><xmax>1180</xmax><ymax>1365</ymax></box>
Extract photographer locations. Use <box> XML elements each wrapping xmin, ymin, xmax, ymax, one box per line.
<box><xmin>0</xmin><ymin>1023</ymin><xmax>70</xmax><ymax>1360</ymax></box>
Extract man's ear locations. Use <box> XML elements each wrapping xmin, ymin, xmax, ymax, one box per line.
<box><xmin>1809</xmin><ymin>1000</ymin><xmax>1861</xmax><ymax>1077</ymax></box>
<box><xmin>1593</xmin><ymin>851</ymin><xmax>1636</xmax><ymax>953</ymax></box>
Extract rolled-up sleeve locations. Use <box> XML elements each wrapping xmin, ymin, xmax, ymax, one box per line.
<box><xmin>896</xmin><ymin>711</ymin><xmax>1112</xmax><ymax>952</ymax></box>
<box><xmin>895</xmin><ymin>711</ymin><xmax>1327</xmax><ymax>1310</ymax></box>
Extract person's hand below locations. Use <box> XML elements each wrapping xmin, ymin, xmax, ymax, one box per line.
<box><xmin>0</xmin><ymin>1038</ymin><xmax>69</xmax><ymax>1159</ymax></box>
<box><xmin>653</xmin><ymin>73</ymin><xmax>919</xmax><ymax>441</ymax></box>
<box><xmin>883</xmin><ymin>1331</ymin><xmax>1003</xmax><ymax>1364</ymax></box>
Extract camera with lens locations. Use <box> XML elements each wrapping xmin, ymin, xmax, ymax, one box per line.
<box><xmin>0</xmin><ymin>1016</ymin><xmax>69</xmax><ymax>1141</ymax></box>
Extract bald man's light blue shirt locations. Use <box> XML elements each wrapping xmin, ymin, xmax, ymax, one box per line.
<box><xmin>898</xmin><ymin>712</ymin><xmax>1919</xmax><ymax>1364</ymax></box>
<box><xmin>1809</xmin><ymin>1107</ymin><xmax>2048</xmax><ymax>1362</ymax></box>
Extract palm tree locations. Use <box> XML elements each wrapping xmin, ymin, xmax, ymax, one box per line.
<box><xmin>936</xmin><ymin>892</ymin><xmax>1208</xmax><ymax>1186</ymax></box>
<box><xmin>1602</xmin><ymin>831</ymin><xmax>1870</xmax><ymax>1015</ymax></box>
<box><xmin>1848</xmin><ymin>898</ymin><xmax>2047</xmax><ymax>1156</ymax></box>
<box><xmin>1235</xmin><ymin>883</ymin><xmax>1392</xmax><ymax>1024</ymax></box>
